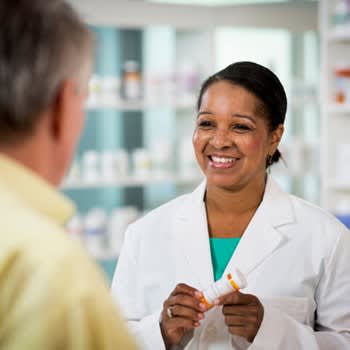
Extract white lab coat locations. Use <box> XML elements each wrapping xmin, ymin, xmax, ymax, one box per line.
<box><xmin>112</xmin><ymin>177</ymin><xmax>350</xmax><ymax>349</ymax></box>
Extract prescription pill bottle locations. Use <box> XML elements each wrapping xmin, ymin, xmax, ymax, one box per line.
<box><xmin>201</xmin><ymin>268</ymin><xmax>247</xmax><ymax>308</ymax></box>
<box><xmin>122</xmin><ymin>60</ymin><xmax>142</xmax><ymax>100</ymax></box>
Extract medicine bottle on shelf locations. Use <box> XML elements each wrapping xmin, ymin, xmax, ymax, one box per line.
<box><xmin>122</xmin><ymin>60</ymin><xmax>142</xmax><ymax>100</ymax></box>
<box><xmin>200</xmin><ymin>268</ymin><xmax>247</xmax><ymax>308</ymax></box>
<box><xmin>334</xmin><ymin>64</ymin><xmax>350</xmax><ymax>104</ymax></box>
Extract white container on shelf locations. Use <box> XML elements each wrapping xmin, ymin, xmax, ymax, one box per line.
<box><xmin>179</xmin><ymin>138</ymin><xmax>199</xmax><ymax>178</ymax></box>
<box><xmin>86</xmin><ymin>75</ymin><xmax>102</xmax><ymax>107</ymax></box>
<box><xmin>84</xmin><ymin>208</ymin><xmax>107</xmax><ymax>258</ymax></box>
<box><xmin>132</xmin><ymin>148</ymin><xmax>152</xmax><ymax>178</ymax></box>
<box><xmin>101</xmin><ymin>149</ymin><xmax>130</xmax><ymax>181</ymax></box>
<box><xmin>150</xmin><ymin>140</ymin><xmax>172</xmax><ymax>178</ymax></box>
<box><xmin>100</xmin><ymin>76</ymin><xmax>120</xmax><ymax>106</ymax></box>
<box><xmin>335</xmin><ymin>143</ymin><xmax>350</xmax><ymax>184</ymax></box>
<box><xmin>82</xmin><ymin>150</ymin><xmax>100</xmax><ymax>183</ymax></box>
<box><xmin>108</xmin><ymin>206</ymin><xmax>139</xmax><ymax>256</ymax></box>
<box><xmin>115</xmin><ymin>149</ymin><xmax>129</xmax><ymax>178</ymax></box>
<box><xmin>101</xmin><ymin>151</ymin><xmax>115</xmax><ymax>182</ymax></box>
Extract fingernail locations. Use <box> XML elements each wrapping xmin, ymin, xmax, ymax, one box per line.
<box><xmin>199</xmin><ymin>303</ymin><xmax>207</xmax><ymax>311</ymax></box>
<box><xmin>194</xmin><ymin>322</ymin><xmax>200</xmax><ymax>327</ymax></box>
<box><xmin>198</xmin><ymin>313</ymin><xmax>204</xmax><ymax>320</ymax></box>
<box><xmin>195</xmin><ymin>291</ymin><xmax>203</xmax><ymax>299</ymax></box>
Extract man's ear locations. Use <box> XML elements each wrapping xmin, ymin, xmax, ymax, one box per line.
<box><xmin>50</xmin><ymin>80</ymin><xmax>76</xmax><ymax>142</ymax></box>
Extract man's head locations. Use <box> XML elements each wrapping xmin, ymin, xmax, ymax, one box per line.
<box><xmin>0</xmin><ymin>0</ymin><xmax>93</xmax><ymax>185</ymax></box>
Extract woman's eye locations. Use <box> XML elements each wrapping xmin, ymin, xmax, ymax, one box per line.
<box><xmin>233</xmin><ymin>124</ymin><xmax>251</xmax><ymax>132</ymax></box>
<box><xmin>198</xmin><ymin>120</ymin><xmax>213</xmax><ymax>128</ymax></box>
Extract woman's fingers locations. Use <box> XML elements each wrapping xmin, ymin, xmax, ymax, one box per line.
<box><xmin>160</xmin><ymin>283</ymin><xmax>206</xmax><ymax>348</ymax></box>
<box><xmin>169</xmin><ymin>304</ymin><xmax>205</xmax><ymax>321</ymax></box>
<box><xmin>216</xmin><ymin>290</ymin><xmax>255</xmax><ymax>306</ymax></box>
<box><xmin>170</xmin><ymin>283</ymin><xmax>203</xmax><ymax>298</ymax></box>
<box><xmin>219</xmin><ymin>291</ymin><xmax>264</xmax><ymax>343</ymax></box>
<box><xmin>167</xmin><ymin>293</ymin><xmax>206</xmax><ymax>313</ymax></box>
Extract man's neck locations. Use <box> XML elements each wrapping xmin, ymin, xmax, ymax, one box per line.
<box><xmin>0</xmin><ymin>138</ymin><xmax>53</xmax><ymax>186</ymax></box>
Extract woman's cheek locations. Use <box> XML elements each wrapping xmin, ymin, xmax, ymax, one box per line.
<box><xmin>240</xmin><ymin>135</ymin><xmax>267</xmax><ymax>154</ymax></box>
<box><xmin>193</xmin><ymin>131</ymin><xmax>209</xmax><ymax>149</ymax></box>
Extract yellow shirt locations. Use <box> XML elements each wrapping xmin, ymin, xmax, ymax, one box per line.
<box><xmin>0</xmin><ymin>154</ymin><xmax>138</xmax><ymax>350</ymax></box>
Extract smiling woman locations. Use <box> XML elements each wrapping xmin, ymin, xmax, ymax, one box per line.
<box><xmin>112</xmin><ymin>62</ymin><xmax>350</xmax><ymax>350</ymax></box>
<box><xmin>194</xmin><ymin>81</ymin><xmax>283</xmax><ymax>192</ymax></box>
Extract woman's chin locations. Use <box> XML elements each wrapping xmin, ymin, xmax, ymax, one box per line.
<box><xmin>206</xmin><ymin>174</ymin><xmax>242</xmax><ymax>190</ymax></box>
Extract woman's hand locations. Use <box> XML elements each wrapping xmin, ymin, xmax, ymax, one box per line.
<box><xmin>216</xmin><ymin>291</ymin><xmax>264</xmax><ymax>343</ymax></box>
<box><xmin>160</xmin><ymin>283</ymin><xmax>208</xmax><ymax>349</ymax></box>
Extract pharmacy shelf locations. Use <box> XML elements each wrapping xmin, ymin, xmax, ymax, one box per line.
<box><xmin>85</xmin><ymin>96</ymin><xmax>196</xmax><ymax>112</ymax></box>
<box><xmin>327</xmin><ymin>104</ymin><xmax>350</xmax><ymax>114</ymax></box>
<box><xmin>328</xmin><ymin>180</ymin><xmax>350</xmax><ymax>191</ymax></box>
<box><xmin>327</xmin><ymin>30</ymin><xmax>350</xmax><ymax>43</ymax></box>
<box><xmin>70</xmin><ymin>0</ymin><xmax>317</xmax><ymax>31</ymax></box>
<box><xmin>62</xmin><ymin>174</ymin><xmax>203</xmax><ymax>190</ymax></box>
<box><xmin>319</xmin><ymin>0</ymin><xmax>350</xmax><ymax>209</ymax></box>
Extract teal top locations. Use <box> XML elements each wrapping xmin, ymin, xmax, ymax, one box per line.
<box><xmin>209</xmin><ymin>238</ymin><xmax>241</xmax><ymax>281</ymax></box>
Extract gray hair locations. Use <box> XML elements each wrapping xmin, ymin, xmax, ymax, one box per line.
<box><xmin>0</xmin><ymin>0</ymin><xmax>93</xmax><ymax>145</ymax></box>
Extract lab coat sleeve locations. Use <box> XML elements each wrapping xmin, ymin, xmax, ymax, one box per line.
<box><xmin>246</xmin><ymin>224</ymin><xmax>350</xmax><ymax>350</ymax></box>
<box><xmin>111</xmin><ymin>224</ymin><xmax>166</xmax><ymax>350</ymax></box>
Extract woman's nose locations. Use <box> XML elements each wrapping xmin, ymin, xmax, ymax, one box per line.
<box><xmin>209</xmin><ymin>129</ymin><xmax>232</xmax><ymax>149</ymax></box>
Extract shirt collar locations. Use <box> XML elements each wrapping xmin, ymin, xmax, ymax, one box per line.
<box><xmin>0</xmin><ymin>154</ymin><xmax>75</xmax><ymax>226</ymax></box>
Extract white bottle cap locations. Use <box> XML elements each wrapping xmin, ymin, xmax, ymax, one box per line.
<box><xmin>228</xmin><ymin>268</ymin><xmax>247</xmax><ymax>290</ymax></box>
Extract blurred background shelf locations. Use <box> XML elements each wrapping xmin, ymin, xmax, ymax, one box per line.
<box><xmin>62</xmin><ymin>174</ymin><xmax>203</xmax><ymax>190</ymax></box>
<box><xmin>85</xmin><ymin>96</ymin><xmax>196</xmax><ymax>111</ymax></box>
<box><xmin>320</xmin><ymin>0</ymin><xmax>350</xmax><ymax>222</ymax></box>
<box><xmin>327</xmin><ymin>104</ymin><xmax>350</xmax><ymax>114</ymax></box>
<box><xmin>328</xmin><ymin>181</ymin><xmax>350</xmax><ymax>192</ymax></box>
<box><xmin>63</xmin><ymin>0</ymin><xmax>326</xmax><ymax>280</ymax></box>
<box><xmin>327</xmin><ymin>30</ymin><xmax>350</xmax><ymax>42</ymax></box>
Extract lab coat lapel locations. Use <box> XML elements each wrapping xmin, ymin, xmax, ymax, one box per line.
<box><xmin>173</xmin><ymin>181</ymin><xmax>214</xmax><ymax>290</ymax></box>
<box><xmin>224</xmin><ymin>177</ymin><xmax>296</xmax><ymax>279</ymax></box>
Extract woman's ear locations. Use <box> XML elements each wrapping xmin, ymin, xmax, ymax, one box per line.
<box><xmin>270</xmin><ymin>124</ymin><xmax>284</xmax><ymax>153</ymax></box>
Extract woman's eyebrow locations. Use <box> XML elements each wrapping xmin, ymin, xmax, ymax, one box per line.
<box><xmin>232</xmin><ymin>113</ymin><xmax>256</xmax><ymax>123</ymax></box>
<box><xmin>198</xmin><ymin>111</ymin><xmax>213</xmax><ymax>116</ymax></box>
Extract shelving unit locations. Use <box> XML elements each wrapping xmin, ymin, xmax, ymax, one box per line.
<box><xmin>62</xmin><ymin>174</ymin><xmax>203</xmax><ymax>190</ymax></box>
<box><xmin>328</xmin><ymin>180</ymin><xmax>350</xmax><ymax>192</ymax></box>
<box><xmin>320</xmin><ymin>0</ymin><xmax>350</xmax><ymax>214</ymax></box>
<box><xmin>61</xmin><ymin>1</ymin><xmax>323</xmax><ymax>274</ymax></box>
<box><xmin>327</xmin><ymin>103</ymin><xmax>350</xmax><ymax>114</ymax></box>
<box><xmin>85</xmin><ymin>96</ymin><xmax>196</xmax><ymax>112</ymax></box>
<box><xmin>327</xmin><ymin>30</ymin><xmax>350</xmax><ymax>42</ymax></box>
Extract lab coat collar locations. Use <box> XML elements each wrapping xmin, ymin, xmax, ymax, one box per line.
<box><xmin>174</xmin><ymin>176</ymin><xmax>296</xmax><ymax>289</ymax></box>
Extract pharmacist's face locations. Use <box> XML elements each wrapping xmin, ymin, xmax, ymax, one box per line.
<box><xmin>193</xmin><ymin>81</ymin><xmax>282</xmax><ymax>191</ymax></box>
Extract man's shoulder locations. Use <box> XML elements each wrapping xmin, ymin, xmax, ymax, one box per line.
<box><xmin>0</xmin><ymin>191</ymin><xmax>69</xmax><ymax>248</ymax></box>
<box><xmin>0</xmin><ymin>189</ymin><xmax>91</xmax><ymax>279</ymax></box>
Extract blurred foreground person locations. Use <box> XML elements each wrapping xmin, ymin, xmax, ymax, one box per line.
<box><xmin>0</xmin><ymin>1</ymin><xmax>137</xmax><ymax>349</ymax></box>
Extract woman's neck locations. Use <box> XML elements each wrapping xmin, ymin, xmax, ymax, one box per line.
<box><xmin>205</xmin><ymin>175</ymin><xmax>267</xmax><ymax>217</ymax></box>
<box><xmin>205</xmin><ymin>175</ymin><xmax>267</xmax><ymax>238</ymax></box>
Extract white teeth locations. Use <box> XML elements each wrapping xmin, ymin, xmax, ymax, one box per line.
<box><xmin>211</xmin><ymin>156</ymin><xmax>236</xmax><ymax>163</ymax></box>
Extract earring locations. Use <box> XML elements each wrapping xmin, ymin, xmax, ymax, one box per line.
<box><xmin>266</xmin><ymin>154</ymin><xmax>273</xmax><ymax>171</ymax></box>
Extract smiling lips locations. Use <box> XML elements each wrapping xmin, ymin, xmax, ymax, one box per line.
<box><xmin>208</xmin><ymin>155</ymin><xmax>239</xmax><ymax>169</ymax></box>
